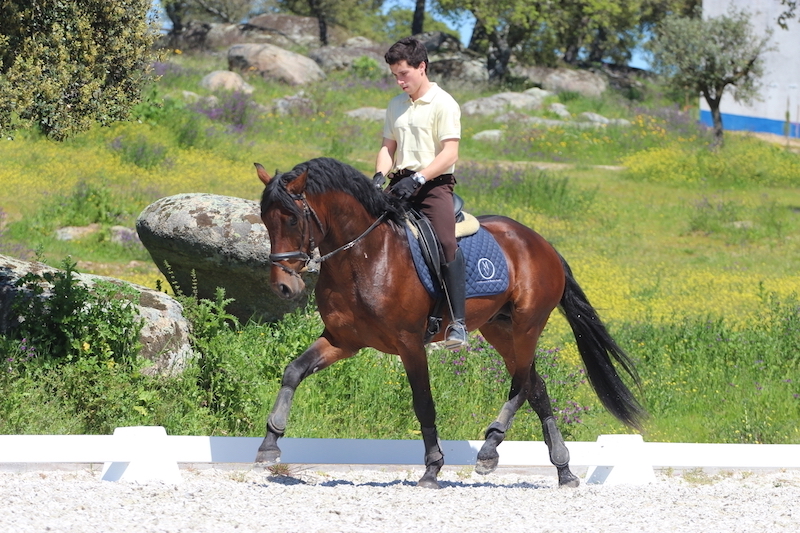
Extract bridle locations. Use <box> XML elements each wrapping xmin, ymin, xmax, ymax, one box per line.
<box><xmin>268</xmin><ymin>190</ymin><xmax>387</xmax><ymax>277</ymax></box>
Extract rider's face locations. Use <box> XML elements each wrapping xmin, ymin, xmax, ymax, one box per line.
<box><xmin>390</xmin><ymin>60</ymin><xmax>427</xmax><ymax>100</ymax></box>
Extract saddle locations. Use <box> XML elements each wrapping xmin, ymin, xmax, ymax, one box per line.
<box><xmin>404</xmin><ymin>194</ymin><xmax>480</xmax><ymax>279</ymax></box>
<box><xmin>404</xmin><ymin>194</ymin><xmax>505</xmax><ymax>344</ymax></box>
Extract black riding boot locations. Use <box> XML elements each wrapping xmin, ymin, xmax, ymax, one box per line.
<box><xmin>442</xmin><ymin>248</ymin><xmax>467</xmax><ymax>350</ymax></box>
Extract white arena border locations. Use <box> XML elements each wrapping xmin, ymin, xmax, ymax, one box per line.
<box><xmin>1</xmin><ymin>426</ymin><xmax>799</xmax><ymax>485</ymax></box>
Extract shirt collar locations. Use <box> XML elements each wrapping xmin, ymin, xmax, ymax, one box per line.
<box><xmin>410</xmin><ymin>82</ymin><xmax>440</xmax><ymax>104</ymax></box>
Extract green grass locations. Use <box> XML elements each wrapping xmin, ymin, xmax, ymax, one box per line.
<box><xmin>1</xmin><ymin>51</ymin><xmax>800</xmax><ymax>444</ymax></box>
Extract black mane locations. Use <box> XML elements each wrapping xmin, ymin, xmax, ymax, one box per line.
<box><xmin>260</xmin><ymin>157</ymin><xmax>406</xmax><ymax>223</ymax></box>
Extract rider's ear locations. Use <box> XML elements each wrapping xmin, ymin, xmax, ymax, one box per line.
<box><xmin>286</xmin><ymin>170</ymin><xmax>309</xmax><ymax>195</ymax></box>
<box><xmin>255</xmin><ymin>163</ymin><xmax>271</xmax><ymax>186</ymax></box>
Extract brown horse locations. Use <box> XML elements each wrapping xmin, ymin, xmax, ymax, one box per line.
<box><xmin>255</xmin><ymin>157</ymin><xmax>645</xmax><ymax>489</ymax></box>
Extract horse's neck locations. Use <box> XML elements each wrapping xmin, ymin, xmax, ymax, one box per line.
<box><xmin>315</xmin><ymin>198</ymin><xmax>380</xmax><ymax>252</ymax></box>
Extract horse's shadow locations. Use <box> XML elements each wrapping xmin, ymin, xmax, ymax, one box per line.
<box><xmin>262</xmin><ymin>476</ymin><xmax>552</xmax><ymax>490</ymax></box>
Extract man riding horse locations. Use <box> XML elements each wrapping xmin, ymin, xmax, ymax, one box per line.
<box><xmin>373</xmin><ymin>37</ymin><xmax>467</xmax><ymax>351</ymax></box>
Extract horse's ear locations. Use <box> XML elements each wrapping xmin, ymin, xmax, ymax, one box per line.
<box><xmin>255</xmin><ymin>163</ymin><xmax>271</xmax><ymax>186</ymax></box>
<box><xmin>286</xmin><ymin>169</ymin><xmax>308</xmax><ymax>195</ymax></box>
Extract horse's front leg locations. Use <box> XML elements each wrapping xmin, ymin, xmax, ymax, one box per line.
<box><xmin>256</xmin><ymin>334</ymin><xmax>352</xmax><ymax>465</ymax></box>
<box><xmin>401</xmin><ymin>348</ymin><xmax>444</xmax><ymax>489</ymax></box>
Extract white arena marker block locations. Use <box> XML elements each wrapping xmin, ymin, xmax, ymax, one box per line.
<box><xmin>585</xmin><ymin>434</ymin><xmax>656</xmax><ymax>486</ymax></box>
<box><xmin>101</xmin><ymin>426</ymin><xmax>182</xmax><ymax>484</ymax></box>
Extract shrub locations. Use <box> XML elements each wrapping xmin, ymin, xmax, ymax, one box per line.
<box><xmin>622</xmin><ymin>136</ymin><xmax>800</xmax><ymax>187</ymax></box>
<box><xmin>351</xmin><ymin>56</ymin><xmax>383</xmax><ymax>81</ymax></box>
<box><xmin>10</xmin><ymin>257</ymin><xmax>143</xmax><ymax>366</ymax></box>
<box><xmin>0</xmin><ymin>0</ymin><xmax>159</xmax><ymax>140</ymax></box>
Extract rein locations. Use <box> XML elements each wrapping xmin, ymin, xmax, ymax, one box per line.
<box><xmin>269</xmin><ymin>191</ymin><xmax>388</xmax><ymax>276</ymax></box>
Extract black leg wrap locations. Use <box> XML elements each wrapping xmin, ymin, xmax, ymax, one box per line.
<box><xmin>485</xmin><ymin>421</ymin><xmax>509</xmax><ymax>439</ymax></box>
<box><xmin>543</xmin><ymin>416</ymin><xmax>570</xmax><ymax>467</ymax></box>
<box><xmin>267</xmin><ymin>386</ymin><xmax>294</xmax><ymax>435</ymax></box>
<box><xmin>421</xmin><ymin>426</ymin><xmax>444</xmax><ymax>465</ymax></box>
<box><xmin>266</xmin><ymin>418</ymin><xmax>285</xmax><ymax>437</ymax></box>
<box><xmin>418</xmin><ymin>427</ymin><xmax>444</xmax><ymax>489</ymax></box>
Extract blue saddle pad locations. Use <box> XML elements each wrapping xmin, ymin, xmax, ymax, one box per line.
<box><xmin>405</xmin><ymin>225</ymin><xmax>509</xmax><ymax>298</ymax></box>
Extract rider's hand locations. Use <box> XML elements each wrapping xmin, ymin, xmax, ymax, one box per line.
<box><xmin>390</xmin><ymin>175</ymin><xmax>419</xmax><ymax>200</ymax></box>
<box><xmin>372</xmin><ymin>172</ymin><xmax>386</xmax><ymax>189</ymax></box>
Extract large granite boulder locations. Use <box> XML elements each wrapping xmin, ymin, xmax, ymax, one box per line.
<box><xmin>136</xmin><ymin>193</ymin><xmax>315</xmax><ymax>324</ymax></box>
<box><xmin>0</xmin><ymin>254</ymin><xmax>192</xmax><ymax>374</ymax></box>
<box><xmin>512</xmin><ymin>66</ymin><xmax>608</xmax><ymax>98</ymax></box>
<box><xmin>308</xmin><ymin>37</ymin><xmax>387</xmax><ymax>73</ymax></box>
<box><xmin>416</xmin><ymin>31</ymin><xmax>489</xmax><ymax>83</ymax></box>
<box><xmin>199</xmin><ymin>70</ymin><xmax>255</xmax><ymax>94</ymax></box>
<box><xmin>171</xmin><ymin>14</ymin><xmax>348</xmax><ymax>50</ymax></box>
<box><xmin>461</xmin><ymin>90</ymin><xmax>548</xmax><ymax>116</ymax></box>
<box><xmin>245</xmin><ymin>13</ymin><xmax>348</xmax><ymax>48</ymax></box>
<box><xmin>228</xmin><ymin>43</ymin><xmax>326</xmax><ymax>85</ymax></box>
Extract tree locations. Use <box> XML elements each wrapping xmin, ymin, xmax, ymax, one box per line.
<box><xmin>434</xmin><ymin>0</ymin><xmax>545</xmax><ymax>79</ymax></box>
<box><xmin>434</xmin><ymin>0</ymin><xmax>697</xmax><ymax>79</ymax></box>
<box><xmin>277</xmin><ymin>0</ymin><xmax>383</xmax><ymax>46</ymax></box>
<box><xmin>0</xmin><ymin>0</ymin><xmax>159</xmax><ymax>141</ymax></box>
<box><xmin>162</xmin><ymin>0</ymin><xmax>190</xmax><ymax>45</ymax></box>
<box><xmin>412</xmin><ymin>0</ymin><xmax>426</xmax><ymax>35</ymax></box>
<box><xmin>191</xmin><ymin>0</ymin><xmax>255</xmax><ymax>22</ymax></box>
<box><xmin>383</xmin><ymin>6</ymin><xmax>455</xmax><ymax>43</ymax></box>
<box><xmin>648</xmin><ymin>7</ymin><xmax>774</xmax><ymax>147</ymax></box>
<box><xmin>778</xmin><ymin>0</ymin><xmax>798</xmax><ymax>29</ymax></box>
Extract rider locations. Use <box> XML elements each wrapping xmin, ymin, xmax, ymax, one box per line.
<box><xmin>373</xmin><ymin>37</ymin><xmax>467</xmax><ymax>351</ymax></box>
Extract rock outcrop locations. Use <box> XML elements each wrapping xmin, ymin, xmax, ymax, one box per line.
<box><xmin>136</xmin><ymin>193</ymin><xmax>316</xmax><ymax>324</ymax></box>
<box><xmin>228</xmin><ymin>43</ymin><xmax>326</xmax><ymax>85</ymax></box>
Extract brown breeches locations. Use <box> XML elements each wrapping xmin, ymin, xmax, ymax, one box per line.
<box><xmin>392</xmin><ymin>172</ymin><xmax>458</xmax><ymax>263</ymax></box>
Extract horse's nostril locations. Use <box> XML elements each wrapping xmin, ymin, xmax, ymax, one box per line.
<box><xmin>278</xmin><ymin>283</ymin><xmax>293</xmax><ymax>298</ymax></box>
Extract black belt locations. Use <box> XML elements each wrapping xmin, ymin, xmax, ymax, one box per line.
<box><xmin>391</xmin><ymin>169</ymin><xmax>454</xmax><ymax>181</ymax></box>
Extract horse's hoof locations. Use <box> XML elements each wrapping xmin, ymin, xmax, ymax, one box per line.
<box><xmin>255</xmin><ymin>447</ymin><xmax>281</xmax><ymax>465</ymax></box>
<box><xmin>474</xmin><ymin>456</ymin><xmax>499</xmax><ymax>475</ymax></box>
<box><xmin>557</xmin><ymin>467</ymin><xmax>580</xmax><ymax>488</ymax></box>
<box><xmin>417</xmin><ymin>476</ymin><xmax>441</xmax><ymax>489</ymax></box>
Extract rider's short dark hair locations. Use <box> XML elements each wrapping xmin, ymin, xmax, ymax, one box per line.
<box><xmin>384</xmin><ymin>37</ymin><xmax>428</xmax><ymax>69</ymax></box>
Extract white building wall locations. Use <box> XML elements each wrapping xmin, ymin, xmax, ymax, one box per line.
<box><xmin>700</xmin><ymin>0</ymin><xmax>800</xmax><ymax>137</ymax></box>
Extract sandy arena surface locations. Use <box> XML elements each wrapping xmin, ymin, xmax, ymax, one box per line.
<box><xmin>1</xmin><ymin>465</ymin><xmax>798</xmax><ymax>532</ymax></box>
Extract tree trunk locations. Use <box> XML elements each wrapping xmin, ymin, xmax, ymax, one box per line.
<box><xmin>165</xmin><ymin>3</ymin><xmax>185</xmax><ymax>48</ymax></box>
<box><xmin>468</xmin><ymin>19</ymin><xmax>487</xmax><ymax>52</ymax></box>
<box><xmin>412</xmin><ymin>0</ymin><xmax>425</xmax><ymax>35</ymax></box>
<box><xmin>308</xmin><ymin>0</ymin><xmax>328</xmax><ymax>46</ymax></box>
<box><xmin>487</xmin><ymin>30</ymin><xmax>511</xmax><ymax>81</ymax></box>
<box><xmin>705</xmin><ymin>93</ymin><xmax>725</xmax><ymax>148</ymax></box>
<box><xmin>587</xmin><ymin>27</ymin><xmax>608</xmax><ymax>64</ymax></box>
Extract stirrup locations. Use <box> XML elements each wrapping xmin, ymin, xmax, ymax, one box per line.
<box><xmin>444</xmin><ymin>321</ymin><xmax>468</xmax><ymax>351</ymax></box>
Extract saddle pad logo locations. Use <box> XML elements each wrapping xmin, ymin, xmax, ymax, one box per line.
<box><xmin>477</xmin><ymin>257</ymin><xmax>497</xmax><ymax>280</ymax></box>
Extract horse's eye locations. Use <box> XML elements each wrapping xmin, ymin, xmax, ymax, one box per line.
<box><xmin>288</xmin><ymin>216</ymin><xmax>298</xmax><ymax>227</ymax></box>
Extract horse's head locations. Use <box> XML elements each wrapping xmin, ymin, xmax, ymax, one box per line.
<box><xmin>256</xmin><ymin>162</ymin><xmax>318</xmax><ymax>300</ymax></box>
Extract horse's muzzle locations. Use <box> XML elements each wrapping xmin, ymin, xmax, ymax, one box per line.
<box><xmin>271</xmin><ymin>271</ymin><xmax>306</xmax><ymax>300</ymax></box>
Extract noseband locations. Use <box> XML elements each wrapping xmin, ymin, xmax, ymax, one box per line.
<box><xmin>268</xmin><ymin>190</ymin><xmax>387</xmax><ymax>277</ymax></box>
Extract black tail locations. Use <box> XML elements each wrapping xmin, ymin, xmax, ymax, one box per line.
<box><xmin>557</xmin><ymin>255</ymin><xmax>647</xmax><ymax>431</ymax></box>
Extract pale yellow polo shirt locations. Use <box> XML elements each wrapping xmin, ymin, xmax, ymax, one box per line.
<box><xmin>382</xmin><ymin>82</ymin><xmax>461</xmax><ymax>174</ymax></box>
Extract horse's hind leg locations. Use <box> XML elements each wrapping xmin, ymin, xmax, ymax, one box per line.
<box><xmin>256</xmin><ymin>334</ymin><xmax>353</xmax><ymax>465</ymax></box>
<box><xmin>475</xmin><ymin>384</ymin><xmax>528</xmax><ymax>475</ymax></box>
<box><xmin>528</xmin><ymin>369</ymin><xmax>580</xmax><ymax>488</ymax></box>
<box><xmin>474</xmin><ymin>322</ymin><xmax>535</xmax><ymax>475</ymax></box>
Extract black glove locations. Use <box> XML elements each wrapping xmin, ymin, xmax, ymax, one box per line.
<box><xmin>390</xmin><ymin>175</ymin><xmax>419</xmax><ymax>200</ymax></box>
<box><xmin>372</xmin><ymin>171</ymin><xmax>386</xmax><ymax>189</ymax></box>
